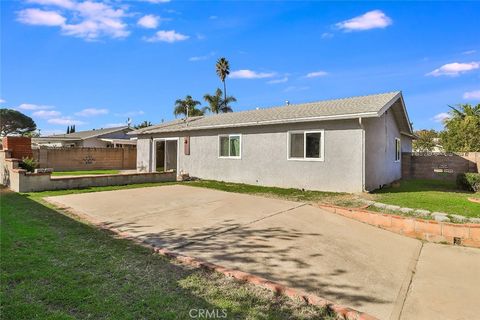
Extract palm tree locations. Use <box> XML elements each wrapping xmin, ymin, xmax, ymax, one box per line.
<box><xmin>448</xmin><ymin>104</ymin><xmax>480</xmax><ymax>120</ymax></box>
<box><xmin>134</xmin><ymin>120</ymin><xmax>152</xmax><ymax>129</ymax></box>
<box><xmin>204</xmin><ymin>88</ymin><xmax>236</xmax><ymax>114</ymax></box>
<box><xmin>215</xmin><ymin>57</ymin><xmax>230</xmax><ymax>109</ymax></box>
<box><xmin>174</xmin><ymin>95</ymin><xmax>204</xmax><ymax>118</ymax></box>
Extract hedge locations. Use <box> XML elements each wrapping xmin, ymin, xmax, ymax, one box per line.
<box><xmin>456</xmin><ymin>173</ymin><xmax>480</xmax><ymax>192</ymax></box>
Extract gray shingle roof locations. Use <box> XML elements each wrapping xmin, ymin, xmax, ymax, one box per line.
<box><xmin>41</xmin><ymin>126</ymin><xmax>131</xmax><ymax>140</ymax></box>
<box><xmin>132</xmin><ymin>91</ymin><xmax>403</xmax><ymax>135</ymax></box>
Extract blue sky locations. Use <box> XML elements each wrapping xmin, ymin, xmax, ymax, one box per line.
<box><xmin>1</xmin><ymin>0</ymin><xmax>479</xmax><ymax>135</ymax></box>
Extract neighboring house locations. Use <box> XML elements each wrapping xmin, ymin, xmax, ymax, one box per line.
<box><xmin>33</xmin><ymin>126</ymin><xmax>136</xmax><ymax>148</ymax></box>
<box><xmin>412</xmin><ymin>137</ymin><xmax>444</xmax><ymax>153</ymax></box>
<box><xmin>132</xmin><ymin>92</ymin><xmax>414</xmax><ymax>192</ymax></box>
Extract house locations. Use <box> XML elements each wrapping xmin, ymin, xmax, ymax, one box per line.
<box><xmin>132</xmin><ymin>92</ymin><xmax>414</xmax><ymax>192</ymax></box>
<box><xmin>33</xmin><ymin>126</ymin><xmax>136</xmax><ymax>148</ymax></box>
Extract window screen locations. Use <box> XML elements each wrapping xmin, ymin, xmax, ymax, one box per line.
<box><xmin>290</xmin><ymin>133</ymin><xmax>304</xmax><ymax>158</ymax></box>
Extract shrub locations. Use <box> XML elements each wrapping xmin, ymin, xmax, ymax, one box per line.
<box><xmin>19</xmin><ymin>157</ymin><xmax>37</xmax><ymax>173</ymax></box>
<box><xmin>456</xmin><ymin>173</ymin><xmax>480</xmax><ymax>192</ymax></box>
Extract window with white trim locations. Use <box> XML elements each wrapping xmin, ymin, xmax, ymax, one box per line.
<box><xmin>219</xmin><ymin>134</ymin><xmax>241</xmax><ymax>158</ymax></box>
<box><xmin>288</xmin><ymin>130</ymin><xmax>324</xmax><ymax>161</ymax></box>
<box><xmin>395</xmin><ymin>138</ymin><xmax>401</xmax><ymax>162</ymax></box>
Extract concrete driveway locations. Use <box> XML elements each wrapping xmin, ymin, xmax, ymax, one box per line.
<box><xmin>45</xmin><ymin>185</ymin><xmax>480</xmax><ymax>320</ymax></box>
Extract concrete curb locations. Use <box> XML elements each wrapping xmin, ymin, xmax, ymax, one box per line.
<box><xmin>45</xmin><ymin>198</ymin><xmax>378</xmax><ymax>320</ymax></box>
<box><xmin>318</xmin><ymin>204</ymin><xmax>480</xmax><ymax>248</ymax></box>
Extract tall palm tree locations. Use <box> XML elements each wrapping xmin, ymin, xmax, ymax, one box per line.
<box><xmin>215</xmin><ymin>57</ymin><xmax>230</xmax><ymax>109</ymax></box>
<box><xmin>204</xmin><ymin>88</ymin><xmax>236</xmax><ymax>114</ymax></box>
<box><xmin>174</xmin><ymin>95</ymin><xmax>204</xmax><ymax>118</ymax></box>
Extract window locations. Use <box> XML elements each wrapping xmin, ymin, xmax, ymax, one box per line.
<box><xmin>288</xmin><ymin>130</ymin><xmax>324</xmax><ymax>161</ymax></box>
<box><xmin>395</xmin><ymin>138</ymin><xmax>401</xmax><ymax>162</ymax></box>
<box><xmin>219</xmin><ymin>134</ymin><xmax>241</xmax><ymax>158</ymax></box>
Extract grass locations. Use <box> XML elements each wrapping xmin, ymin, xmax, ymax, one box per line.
<box><xmin>1</xmin><ymin>189</ymin><xmax>334</xmax><ymax>320</ymax></box>
<box><xmin>51</xmin><ymin>169</ymin><xmax>120</xmax><ymax>176</ymax></box>
<box><xmin>371</xmin><ymin>179</ymin><xmax>480</xmax><ymax>218</ymax></box>
<box><xmin>184</xmin><ymin>180</ymin><xmax>362</xmax><ymax>207</ymax></box>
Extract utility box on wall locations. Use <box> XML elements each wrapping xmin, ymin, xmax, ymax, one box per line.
<box><xmin>184</xmin><ymin>136</ymin><xmax>190</xmax><ymax>155</ymax></box>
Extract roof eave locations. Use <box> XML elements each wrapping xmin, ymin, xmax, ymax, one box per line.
<box><xmin>136</xmin><ymin>111</ymin><xmax>380</xmax><ymax>135</ymax></box>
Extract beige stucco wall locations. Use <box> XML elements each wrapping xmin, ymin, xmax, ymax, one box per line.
<box><xmin>137</xmin><ymin>120</ymin><xmax>365</xmax><ymax>193</ymax></box>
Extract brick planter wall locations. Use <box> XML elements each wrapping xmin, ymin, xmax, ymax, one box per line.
<box><xmin>2</xmin><ymin>136</ymin><xmax>33</xmax><ymax>159</ymax></box>
<box><xmin>319</xmin><ymin>204</ymin><xmax>480</xmax><ymax>248</ymax></box>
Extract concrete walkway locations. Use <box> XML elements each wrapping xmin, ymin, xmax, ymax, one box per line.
<box><xmin>45</xmin><ymin>185</ymin><xmax>480</xmax><ymax>320</ymax></box>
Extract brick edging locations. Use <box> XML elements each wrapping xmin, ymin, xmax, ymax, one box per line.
<box><xmin>44</xmin><ymin>198</ymin><xmax>378</xmax><ymax>320</ymax></box>
<box><xmin>318</xmin><ymin>204</ymin><xmax>480</xmax><ymax>248</ymax></box>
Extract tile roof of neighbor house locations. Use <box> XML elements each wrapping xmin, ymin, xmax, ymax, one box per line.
<box><xmin>40</xmin><ymin>126</ymin><xmax>131</xmax><ymax>140</ymax></box>
<box><xmin>132</xmin><ymin>91</ymin><xmax>410</xmax><ymax>135</ymax></box>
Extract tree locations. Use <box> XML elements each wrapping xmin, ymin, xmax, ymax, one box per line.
<box><xmin>174</xmin><ymin>95</ymin><xmax>205</xmax><ymax>118</ymax></box>
<box><xmin>71</xmin><ymin>125</ymin><xmax>76</xmax><ymax>133</ymax></box>
<box><xmin>439</xmin><ymin>103</ymin><xmax>480</xmax><ymax>152</ymax></box>
<box><xmin>67</xmin><ymin>126</ymin><xmax>70</xmax><ymax>134</ymax></box>
<box><xmin>0</xmin><ymin>108</ymin><xmax>37</xmax><ymax>136</ymax></box>
<box><xmin>215</xmin><ymin>57</ymin><xmax>230</xmax><ymax>110</ymax></box>
<box><xmin>413</xmin><ymin>129</ymin><xmax>439</xmax><ymax>151</ymax></box>
<box><xmin>203</xmin><ymin>88</ymin><xmax>236</xmax><ymax>114</ymax></box>
<box><xmin>134</xmin><ymin>121</ymin><xmax>152</xmax><ymax>129</ymax></box>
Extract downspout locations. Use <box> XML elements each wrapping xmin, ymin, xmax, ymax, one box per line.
<box><xmin>149</xmin><ymin>136</ymin><xmax>153</xmax><ymax>172</ymax></box>
<box><xmin>359</xmin><ymin>118</ymin><xmax>366</xmax><ymax>192</ymax></box>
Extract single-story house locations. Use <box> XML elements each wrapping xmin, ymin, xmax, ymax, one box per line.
<box><xmin>131</xmin><ymin>91</ymin><xmax>414</xmax><ymax>192</ymax></box>
<box><xmin>33</xmin><ymin>126</ymin><xmax>137</xmax><ymax>148</ymax></box>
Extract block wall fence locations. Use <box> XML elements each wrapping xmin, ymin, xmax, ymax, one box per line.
<box><xmin>32</xmin><ymin>147</ymin><xmax>136</xmax><ymax>171</ymax></box>
<box><xmin>402</xmin><ymin>152</ymin><xmax>480</xmax><ymax>180</ymax></box>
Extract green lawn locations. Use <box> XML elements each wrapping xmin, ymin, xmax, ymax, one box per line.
<box><xmin>51</xmin><ymin>169</ymin><xmax>120</xmax><ymax>176</ymax></box>
<box><xmin>1</xmin><ymin>189</ymin><xmax>333</xmax><ymax>320</ymax></box>
<box><xmin>185</xmin><ymin>180</ymin><xmax>361</xmax><ymax>207</ymax></box>
<box><xmin>372</xmin><ymin>179</ymin><xmax>480</xmax><ymax>218</ymax></box>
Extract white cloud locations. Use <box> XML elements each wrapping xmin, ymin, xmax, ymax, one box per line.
<box><xmin>229</xmin><ymin>69</ymin><xmax>276</xmax><ymax>79</ymax></box>
<box><xmin>284</xmin><ymin>86</ymin><xmax>310</xmax><ymax>92</ymax></box>
<box><xmin>137</xmin><ymin>14</ymin><xmax>160</xmax><ymax>29</ymax></box>
<box><xmin>0</xmin><ymin>99</ymin><xmax>5</xmax><ymax>104</ymax></box>
<box><xmin>432</xmin><ymin>112</ymin><xmax>450</xmax><ymax>123</ymax></box>
<box><xmin>209</xmin><ymin>15</ymin><xmax>218</xmax><ymax>20</ymax></box>
<box><xmin>17</xmin><ymin>8</ymin><xmax>66</xmax><ymax>26</ymax></box>
<box><xmin>75</xmin><ymin>108</ymin><xmax>108</xmax><ymax>116</ymax></box>
<box><xmin>463</xmin><ymin>50</ymin><xmax>476</xmax><ymax>55</ymax></box>
<box><xmin>48</xmin><ymin>117</ymin><xmax>85</xmax><ymax>125</ymax></box>
<box><xmin>189</xmin><ymin>52</ymin><xmax>215</xmax><ymax>62</ymax></box>
<box><xmin>144</xmin><ymin>30</ymin><xmax>189</xmax><ymax>43</ymax></box>
<box><xmin>32</xmin><ymin>110</ymin><xmax>61</xmax><ymax>118</ymax></box>
<box><xmin>27</xmin><ymin>0</ymin><xmax>76</xmax><ymax>9</ymax></box>
<box><xmin>114</xmin><ymin>110</ymin><xmax>145</xmax><ymax>117</ymax></box>
<box><xmin>463</xmin><ymin>90</ymin><xmax>480</xmax><ymax>100</ymax></box>
<box><xmin>336</xmin><ymin>10</ymin><xmax>392</xmax><ymax>32</ymax></box>
<box><xmin>140</xmin><ymin>0</ymin><xmax>171</xmax><ymax>3</ymax></box>
<box><xmin>305</xmin><ymin>71</ymin><xmax>328</xmax><ymax>78</ymax></box>
<box><xmin>17</xmin><ymin>1</ymin><xmax>130</xmax><ymax>40</ymax></box>
<box><xmin>267</xmin><ymin>77</ymin><xmax>288</xmax><ymax>84</ymax></box>
<box><xmin>321</xmin><ymin>32</ymin><xmax>333</xmax><ymax>39</ymax></box>
<box><xmin>426</xmin><ymin>61</ymin><xmax>479</xmax><ymax>77</ymax></box>
<box><xmin>18</xmin><ymin>103</ymin><xmax>55</xmax><ymax>110</ymax></box>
